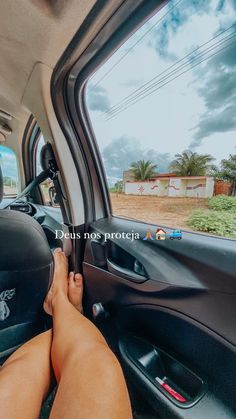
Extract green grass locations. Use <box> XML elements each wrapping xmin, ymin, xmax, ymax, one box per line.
<box><xmin>208</xmin><ymin>195</ymin><xmax>236</xmax><ymax>212</ymax></box>
<box><xmin>187</xmin><ymin>209</ymin><xmax>236</xmax><ymax>238</ymax></box>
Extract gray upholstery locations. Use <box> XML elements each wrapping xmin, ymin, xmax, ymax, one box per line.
<box><xmin>0</xmin><ymin>209</ymin><xmax>53</xmax><ymax>330</ymax></box>
<box><xmin>0</xmin><ymin>165</ymin><xmax>53</xmax><ymax>358</ymax></box>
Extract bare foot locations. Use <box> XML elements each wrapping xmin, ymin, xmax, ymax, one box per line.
<box><xmin>44</xmin><ymin>249</ymin><xmax>84</xmax><ymax>315</ymax></box>
<box><xmin>68</xmin><ymin>272</ymin><xmax>83</xmax><ymax>314</ymax></box>
<box><xmin>44</xmin><ymin>248</ymin><xmax>68</xmax><ymax>315</ymax></box>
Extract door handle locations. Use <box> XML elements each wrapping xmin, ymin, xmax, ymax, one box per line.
<box><xmin>107</xmin><ymin>258</ymin><xmax>147</xmax><ymax>283</ymax></box>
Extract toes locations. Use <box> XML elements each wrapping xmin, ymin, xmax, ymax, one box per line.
<box><xmin>68</xmin><ymin>271</ymin><xmax>75</xmax><ymax>287</ymax></box>
<box><xmin>69</xmin><ymin>271</ymin><xmax>74</xmax><ymax>280</ymax></box>
<box><xmin>68</xmin><ymin>272</ymin><xmax>83</xmax><ymax>289</ymax></box>
<box><xmin>53</xmin><ymin>248</ymin><xmax>62</xmax><ymax>263</ymax></box>
<box><xmin>54</xmin><ymin>247</ymin><xmax>62</xmax><ymax>254</ymax></box>
<box><xmin>68</xmin><ymin>272</ymin><xmax>83</xmax><ymax>313</ymax></box>
<box><xmin>53</xmin><ymin>249</ymin><xmax>68</xmax><ymax>276</ymax></box>
<box><xmin>74</xmin><ymin>273</ymin><xmax>83</xmax><ymax>288</ymax></box>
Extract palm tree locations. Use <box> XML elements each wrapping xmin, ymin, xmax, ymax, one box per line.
<box><xmin>130</xmin><ymin>160</ymin><xmax>157</xmax><ymax>181</ymax></box>
<box><xmin>169</xmin><ymin>150</ymin><xmax>214</xmax><ymax>176</ymax></box>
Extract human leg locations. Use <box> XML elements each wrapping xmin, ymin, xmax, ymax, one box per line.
<box><xmin>44</xmin><ymin>250</ymin><xmax>132</xmax><ymax>419</ymax></box>
<box><xmin>0</xmin><ymin>329</ymin><xmax>52</xmax><ymax>419</ymax></box>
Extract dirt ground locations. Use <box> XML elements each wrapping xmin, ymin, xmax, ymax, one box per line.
<box><xmin>110</xmin><ymin>193</ymin><xmax>208</xmax><ymax>230</ymax></box>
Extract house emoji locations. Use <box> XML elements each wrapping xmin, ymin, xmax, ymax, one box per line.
<box><xmin>156</xmin><ymin>228</ymin><xmax>166</xmax><ymax>240</ymax></box>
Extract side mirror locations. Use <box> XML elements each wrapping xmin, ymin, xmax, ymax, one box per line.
<box><xmin>48</xmin><ymin>186</ymin><xmax>59</xmax><ymax>207</ymax></box>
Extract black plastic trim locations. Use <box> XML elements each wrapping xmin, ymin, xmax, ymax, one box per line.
<box><xmin>119</xmin><ymin>335</ymin><xmax>206</xmax><ymax>409</ymax></box>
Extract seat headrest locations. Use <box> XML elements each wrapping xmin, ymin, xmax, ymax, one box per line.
<box><xmin>0</xmin><ymin>164</ymin><xmax>3</xmax><ymax>203</ymax></box>
<box><xmin>40</xmin><ymin>143</ymin><xmax>57</xmax><ymax>172</ymax></box>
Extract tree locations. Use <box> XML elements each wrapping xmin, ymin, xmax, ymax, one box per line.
<box><xmin>109</xmin><ymin>180</ymin><xmax>123</xmax><ymax>193</ymax></box>
<box><xmin>169</xmin><ymin>150</ymin><xmax>214</xmax><ymax>176</ymax></box>
<box><xmin>212</xmin><ymin>154</ymin><xmax>236</xmax><ymax>196</ymax></box>
<box><xmin>130</xmin><ymin>160</ymin><xmax>157</xmax><ymax>181</ymax></box>
<box><xmin>114</xmin><ymin>180</ymin><xmax>123</xmax><ymax>193</ymax></box>
<box><xmin>102</xmin><ymin>137</ymin><xmax>170</xmax><ymax>186</ymax></box>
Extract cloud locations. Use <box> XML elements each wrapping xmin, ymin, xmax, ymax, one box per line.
<box><xmin>217</xmin><ymin>0</ymin><xmax>236</xmax><ymax>11</ymax></box>
<box><xmin>191</xmin><ymin>35</ymin><xmax>236</xmax><ymax>147</ymax></box>
<box><xmin>86</xmin><ymin>85</ymin><xmax>110</xmax><ymax>112</ymax></box>
<box><xmin>149</xmin><ymin>0</ymin><xmax>211</xmax><ymax>60</ymax></box>
<box><xmin>102</xmin><ymin>136</ymin><xmax>171</xmax><ymax>186</ymax></box>
<box><xmin>190</xmin><ymin>105</ymin><xmax>236</xmax><ymax>147</ymax></box>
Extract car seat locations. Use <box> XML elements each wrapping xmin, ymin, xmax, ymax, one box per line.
<box><xmin>0</xmin><ymin>163</ymin><xmax>53</xmax><ymax>363</ymax></box>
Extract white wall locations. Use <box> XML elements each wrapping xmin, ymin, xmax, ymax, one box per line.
<box><xmin>125</xmin><ymin>182</ymin><xmax>158</xmax><ymax>195</ymax></box>
<box><xmin>186</xmin><ymin>179</ymin><xmax>206</xmax><ymax>198</ymax></box>
<box><xmin>168</xmin><ymin>178</ymin><xmax>182</xmax><ymax>197</ymax></box>
<box><xmin>125</xmin><ymin>177</ymin><xmax>214</xmax><ymax>198</ymax></box>
<box><xmin>205</xmin><ymin>177</ymin><xmax>214</xmax><ymax>198</ymax></box>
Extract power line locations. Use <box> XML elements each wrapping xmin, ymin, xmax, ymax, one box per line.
<box><xmin>92</xmin><ymin>0</ymin><xmax>184</xmax><ymax>87</ymax></box>
<box><xmin>106</xmin><ymin>39</ymin><xmax>235</xmax><ymax>121</ymax></box>
<box><xmin>105</xmin><ymin>23</ymin><xmax>236</xmax><ymax>116</ymax></box>
<box><xmin>107</xmin><ymin>40</ymin><xmax>235</xmax><ymax>120</ymax></box>
<box><xmin>101</xmin><ymin>24</ymin><xmax>235</xmax><ymax>116</ymax></box>
<box><xmin>106</xmin><ymin>30</ymin><xmax>236</xmax><ymax>117</ymax></box>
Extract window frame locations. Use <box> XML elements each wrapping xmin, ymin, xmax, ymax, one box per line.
<box><xmin>51</xmin><ymin>0</ymin><xmax>163</xmax><ymax>225</ymax></box>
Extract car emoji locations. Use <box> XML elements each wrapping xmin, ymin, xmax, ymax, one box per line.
<box><xmin>169</xmin><ymin>229</ymin><xmax>182</xmax><ymax>240</ymax></box>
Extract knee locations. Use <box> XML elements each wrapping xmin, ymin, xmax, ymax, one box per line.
<box><xmin>3</xmin><ymin>330</ymin><xmax>52</xmax><ymax>372</ymax></box>
<box><xmin>79</xmin><ymin>343</ymin><xmax>124</xmax><ymax>384</ymax></box>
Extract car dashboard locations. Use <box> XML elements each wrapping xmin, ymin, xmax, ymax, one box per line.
<box><xmin>0</xmin><ymin>200</ymin><xmax>63</xmax><ymax>250</ymax></box>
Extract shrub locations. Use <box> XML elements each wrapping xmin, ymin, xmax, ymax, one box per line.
<box><xmin>208</xmin><ymin>195</ymin><xmax>236</xmax><ymax>212</ymax></box>
<box><xmin>187</xmin><ymin>209</ymin><xmax>236</xmax><ymax>238</ymax></box>
<box><xmin>110</xmin><ymin>180</ymin><xmax>123</xmax><ymax>193</ymax></box>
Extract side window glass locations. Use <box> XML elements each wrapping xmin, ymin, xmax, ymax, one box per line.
<box><xmin>85</xmin><ymin>1</ymin><xmax>236</xmax><ymax>240</ymax></box>
<box><xmin>0</xmin><ymin>145</ymin><xmax>18</xmax><ymax>196</ymax></box>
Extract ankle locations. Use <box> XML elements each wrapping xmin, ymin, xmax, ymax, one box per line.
<box><xmin>51</xmin><ymin>290</ymin><xmax>68</xmax><ymax>314</ymax></box>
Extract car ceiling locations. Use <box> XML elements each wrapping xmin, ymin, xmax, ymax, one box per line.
<box><xmin>0</xmin><ymin>0</ymin><xmax>95</xmax><ymax>147</ymax></box>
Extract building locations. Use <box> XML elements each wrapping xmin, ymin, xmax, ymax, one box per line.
<box><xmin>123</xmin><ymin>169</ymin><xmax>136</xmax><ymax>183</ymax></box>
<box><xmin>124</xmin><ymin>174</ymin><xmax>215</xmax><ymax>198</ymax></box>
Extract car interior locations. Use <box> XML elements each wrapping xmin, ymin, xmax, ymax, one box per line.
<box><xmin>0</xmin><ymin>0</ymin><xmax>236</xmax><ymax>418</ymax></box>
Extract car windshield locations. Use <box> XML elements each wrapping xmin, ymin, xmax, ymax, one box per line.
<box><xmin>0</xmin><ymin>145</ymin><xmax>18</xmax><ymax>196</ymax></box>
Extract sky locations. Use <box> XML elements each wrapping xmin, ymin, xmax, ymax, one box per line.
<box><xmin>86</xmin><ymin>0</ymin><xmax>236</xmax><ymax>185</ymax></box>
<box><xmin>0</xmin><ymin>145</ymin><xmax>18</xmax><ymax>181</ymax></box>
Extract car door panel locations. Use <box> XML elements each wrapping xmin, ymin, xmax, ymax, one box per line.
<box><xmin>119</xmin><ymin>332</ymin><xmax>234</xmax><ymax>419</ymax></box>
<box><xmin>82</xmin><ymin>216</ymin><xmax>236</xmax><ymax>417</ymax></box>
